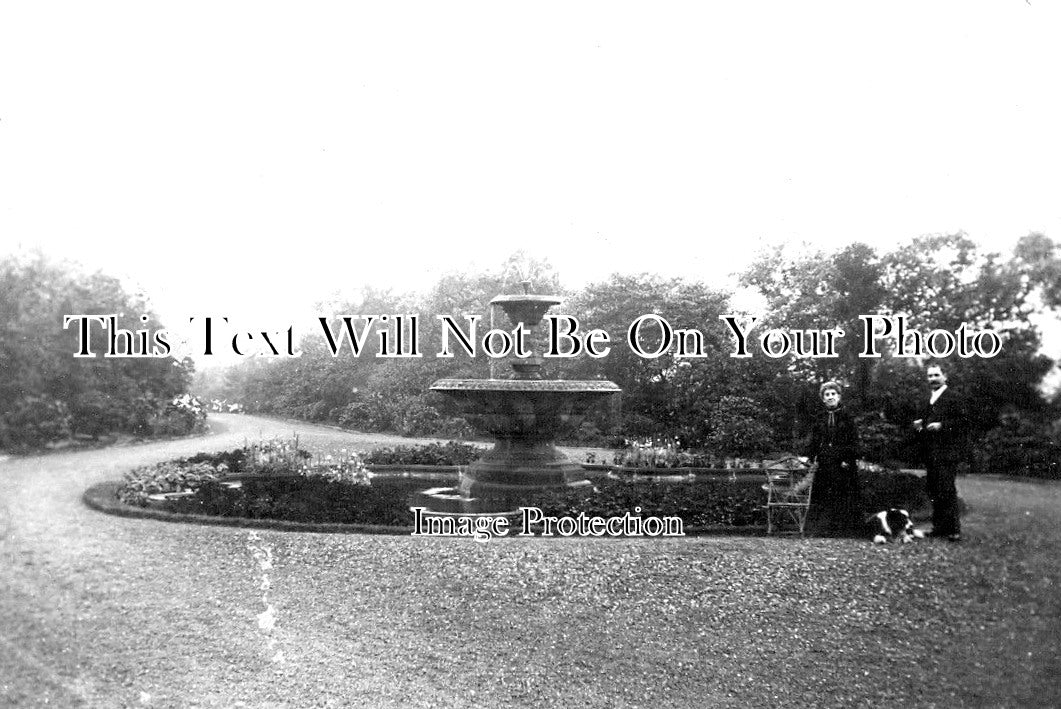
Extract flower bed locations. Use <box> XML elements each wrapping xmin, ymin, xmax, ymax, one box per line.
<box><xmin>164</xmin><ymin>476</ymin><xmax>417</xmax><ymax>526</ymax></box>
<box><xmin>122</xmin><ymin>473</ymin><xmax>765</xmax><ymax>530</ymax></box>
<box><xmin>110</xmin><ymin>440</ymin><xmax>932</xmax><ymax>533</ymax></box>
<box><xmin>537</xmin><ymin>477</ymin><xmax>767</xmax><ymax>528</ymax></box>
<box><xmin>116</xmin><ymin>437</ymin><xmax>369</xmax><ymax>506</ymax></box>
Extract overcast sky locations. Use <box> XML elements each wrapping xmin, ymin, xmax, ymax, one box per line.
<box><xmin>2</xmin><ymin>2</ymin><xmax>1059</xmax><ymax>358</ymax></box>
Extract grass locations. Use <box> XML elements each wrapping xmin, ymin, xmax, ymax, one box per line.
<box><xmin>2</xmin><ymin>414</ymin><xmax>1060</xmax><ymax>707</ymax></box>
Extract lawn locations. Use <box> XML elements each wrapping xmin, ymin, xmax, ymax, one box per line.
<box><xmin>1</xmin><ymin>413</ymin><xmax>1058</xmax><ymax>708</ymax></box>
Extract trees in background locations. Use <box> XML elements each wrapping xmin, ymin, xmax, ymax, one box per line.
<box><xmin>741</xmin><ymin>232</ymin><xmax>1060</xmax><ymax>473</ymax></box>
<box><xmin>6</xmin><ymin>238</ymin><xmax>1054</xmax><ymax>468</ymax></box>
<box><xmin>196</xmin><ymin>254</ymin><xmax>561</xmax><ymax>437</ymax></box>
<box><xmin>0</xmin><ymin>253</ymin><xmax>200</xmax><ymax>450</ymax></box>
<box><xmin>560</xmin><ymin>273</ymin><xmax>786</xmax><ymax>451</ymax></box>
<box><xmin>192</xmin><ymin>234</ymin><xmax>1059</xmax><ymax>475</ymax></box>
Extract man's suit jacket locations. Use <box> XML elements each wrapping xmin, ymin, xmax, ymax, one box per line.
<box><xmin>920</xmin><ymin>388</ymin><xmax>965</xmax><ymax>465</ymax></box>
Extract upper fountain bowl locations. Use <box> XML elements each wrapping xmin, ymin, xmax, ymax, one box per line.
<box><xmin>489</xmin><ymin>293</ymin><xmax>563</xmax><ymax>327</ymax></box>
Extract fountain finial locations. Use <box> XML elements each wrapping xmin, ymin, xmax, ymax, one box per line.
<box><xmin>520</xmin><ymin>279</ymin><xmax>531</xmax><ymax>295</ymax></box>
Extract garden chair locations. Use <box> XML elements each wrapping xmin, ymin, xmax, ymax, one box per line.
<box><xmin>762</xmin><ymin>460</ymin><xmax>814</xmax><ymax>536</ymax></box>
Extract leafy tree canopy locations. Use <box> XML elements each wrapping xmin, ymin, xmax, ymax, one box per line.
<box><xmin>1</xmin><ymin>252</ymin><xmax>194</xmax><ymax>448</ymax></box>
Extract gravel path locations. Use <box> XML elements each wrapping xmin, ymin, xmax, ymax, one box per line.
<box><xmin>1</xmin><ymin>414</ymin><xmax>1059</xmax><ymax>708</ymax></box>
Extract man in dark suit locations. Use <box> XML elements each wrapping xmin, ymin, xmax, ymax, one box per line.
<box><xmin>913</xmin><ymin>363</ymin><xmax>964</xmax><ymax>541</ymax></box>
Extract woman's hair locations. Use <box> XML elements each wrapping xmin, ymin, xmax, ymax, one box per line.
<box><xmin>819</xmin><ymin>381</ymin><xmax>842</xmax><ymax>398</ymax></box>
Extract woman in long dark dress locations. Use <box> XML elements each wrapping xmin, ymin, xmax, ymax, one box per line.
<box><xmin>804</xmin><ymin>381</ymin><xmax>862</xmax><ymax>536</ymax></box>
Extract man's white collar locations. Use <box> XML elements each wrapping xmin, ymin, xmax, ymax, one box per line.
<box><xmin>930</xmin><ymin>384</ymin><xmax>948</xmax><ymax>405</ymax></box>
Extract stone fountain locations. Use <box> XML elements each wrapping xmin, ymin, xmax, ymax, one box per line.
<box><xmin>423</xmin><ymin>284</ymin><xmax>620</xmax><ymax>513</ymax></box>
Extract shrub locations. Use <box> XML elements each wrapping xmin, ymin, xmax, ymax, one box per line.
<box><xmin>336</xmin><ymin>400</ymin><xmax>391</xmax><ymax>432</ymax></box>
<box><xmin>980</xmin><ymin>412</ymin><xmax>1061</xmax><ymax>479</ymax></box>
<box><xmin>363</xmin><ymin>441</ymin><xmax>484</xmax><ymax>466</ymax></box>
<box><xmin>149</xmin><ymin>395</ymin><xmax>209</xmax><ymax>437</ymax></box>
<box><xmin>69</xmin><ymin>391</ymin><xmax>127</xmax><ymax>438</ymax></box>
<box><xmin>702</xmin><ymin>395</ymin><xmax>778</xmax><ymax>458</ymax></box>
<box><xmin>118</xmin><ymin>461</ymin><xmax>222</xmax><ymax>506</ymax></box>
<box><xmin>855</xmin><ymin>411</ymin><xmax>906</xmax><ymax>465</ymax></box>
<box><xmin>398</xmin><ymin>402</ymin><xmax>443</xmax><ymax>437</ymax></box>
<box><xmin>0</xmin><ymin>396</ymin><xmax>72</xmax><ymax>450</ymax></box>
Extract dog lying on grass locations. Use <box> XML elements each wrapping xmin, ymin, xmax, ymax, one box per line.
<box><xmin>869</xmin><ymin>509</ymin><xmax>925</xmax><ymax>544</ymax></box>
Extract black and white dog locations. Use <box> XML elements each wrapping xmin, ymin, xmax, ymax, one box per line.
<box><xmin>869</xmin><ymin>509</ymin><xmax>925</xmax><ymax>544</ymax></box>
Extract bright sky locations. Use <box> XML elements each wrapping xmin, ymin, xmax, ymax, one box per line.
<box><xmin>2</xmin><ymin>2</ymin><xmax>1059</xmax><ymax>362</ymax></box>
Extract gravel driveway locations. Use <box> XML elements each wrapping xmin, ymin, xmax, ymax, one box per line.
<box><xmin>1</xmin><ymin>414</ymin><xmax>1058</xmax><ymax>708</ymax></box>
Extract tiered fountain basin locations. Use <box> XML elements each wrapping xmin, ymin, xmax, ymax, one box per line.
<box><xmin>421</xmin><ymin>378</ymin><xmax>621</xmax><ymax>513</ymax></box>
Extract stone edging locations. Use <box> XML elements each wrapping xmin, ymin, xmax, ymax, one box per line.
<box><xmin>82</xmin><ymin>481</ymin><xmax>413</xmax><ymax>535</ymax></box>
<box><xmin>82</xmin><ymin>479</ymin><xmax>767</xmax><ymax>538</ymax></box>
<box><xmin>367</xmin><ymin>464</ymin><xmax>464</xmax><ymax>473</ymax></box>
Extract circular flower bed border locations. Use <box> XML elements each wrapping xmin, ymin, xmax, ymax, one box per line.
<box><xmin>82</xmin><ymin>480</ymin><xmax>412</xmax><ymax>535</ymax></box>
<box><xmin>82</xmin><ymin>478</ymin><xmax>769</xmax><ymax>537</ymax></box>
<box><xmin>83</xmin><ymin>437</ymin><xmax>931</xmax><ymax>537</ymax></box>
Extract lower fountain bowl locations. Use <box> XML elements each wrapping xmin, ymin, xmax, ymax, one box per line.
<box><xmin>429</xmin><ymin>378</ymin><xmax>620</xmax><ymax>503</ymax></box>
